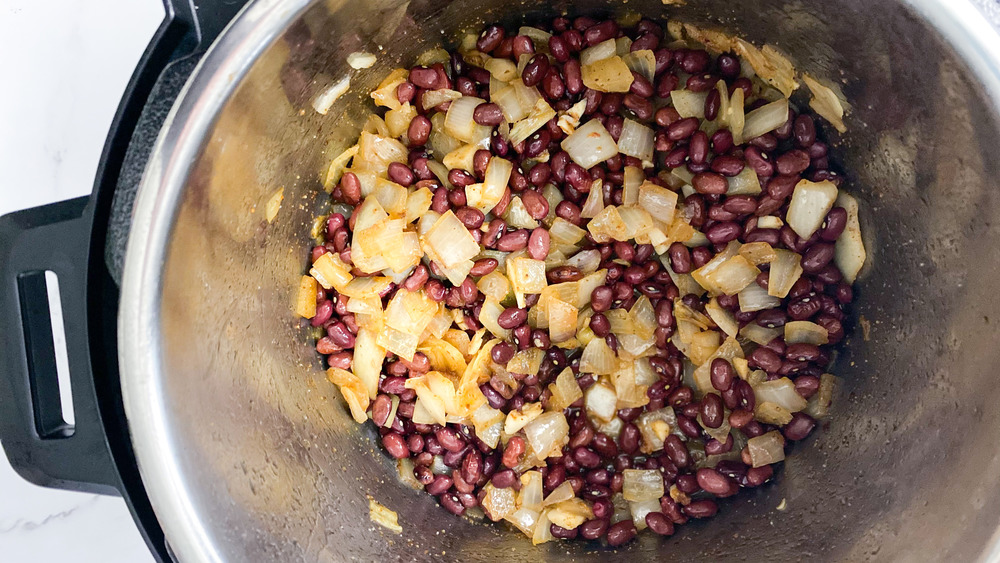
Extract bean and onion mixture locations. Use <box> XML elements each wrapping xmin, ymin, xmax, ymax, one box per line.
<box><xmin>296</xmin><ymin>15</ymin><xmax>864</xmax><ymax>547</ymax></box>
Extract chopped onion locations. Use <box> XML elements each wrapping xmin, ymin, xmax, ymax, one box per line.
<box><xmin>422</xmin><ymin>88</ymin><xmax>463</xmax><ymax>110</ymax></box>
<box><xmin>547</xmin><ymin>298</ymin><xmax>578</xmax><ymax>343</ymax></box>
<box><xmin>615</xmin><ymin>36</ymin><xmax>632</xmax><ymax>55</ymax></box>
<box><xmin>548</xmin><ymin>368</ymin><xmax>583</xmax><ymax>411</ymax></box>
<box><xmin>835</xmin><ymin>191</ymin><xmax>866</xmax><ymax>283</ymax></box>
<box><xmin>741</xmin><ymin>98</ymin><xmax>789</xmax><ymax>143</ymax></box>
<box><xmin>636</xmin><ymin>407</ymin><xmax>677</xmax><ymax>453</ymax></box>
<box><xmin>485</xmin><ymin>57</ymin><xmax>518</xmax><ymax>81</ymax></box>
<box><xmin>510</xmin><ymin>100</ymin><xmax>557</xmax><ymax>146</ymax></box>
<box><xmin>629</xmin><ymin>498</ymin><xmax>662</xmax><ymax>531</ymax></box>
<box><xmin>355</xmin><ymin>132</ymin><xmax>408</xmax><ymax>176</ymax></box>
<box><xmin>747</xmin><ymin>430</ymin><xmax>786</xmax><ymax>468</ymax></box>
<box><xmin>492</xmin><ymin>84</ymin><xmax>526</xmax><ymax>122</ymax></box>
<box><xmin>803</xmin><ymin>73</ymin><xmax>847</xmax><ymax>133</ymax></box>
<box><xmin>726</xmin><ymin>165</ymin><xmax>762</xmax><ymax>195</ymax></box>
<box><xmin>617</xmin><ymin>207</ymin><xmax>654</xmax><ymax>241</ymax></box>
<box><xmin>617</xmin><ymin>119</ymin><xmax>654</xmax><ymax>164</ymax></box>
<box><xmin>523</xmin><ymin>411</ymin><xmax>570</xmax><ymax>461</ymax></box>
<box><xmin>556</xmin><ymin>99</ymin><xmax>587</xmax><ymax>135</ymax></box>
<box><xmin>694</xmin><ymin>254</ymin><xmax>760</xmax><ymax>295</ymax></box>
<box><xmin>739</xmin><ymin>241</ymin><xmax>776</xmax><ymax>266</ymax></box>
<box><xmin>784</xmin><ymin>320</ymin><xmax>829</xmax><ymax>345</ymax></box>
<box><xmin>623</xmin><ymin>166</ymin><xmax>643</xmax><ymax>206</ymax></box>
<box><xmin>507</xmin><ymin>257</ymin><xmax>548</xmax><ymax>307</ymax></box>
<box><xmin>505</xmin><ymin>508</ymin><xmax>540</xmax><ymax>537</ymax></box>
<box><xmin>370</xmin><ymin>68</ymin><xmax>408</xmax><ymax>110</ymax></box>
<box><xmin>508</xmin><ymin>348</ymin><xmax>544</xmax><ymax>376</ymax></box>
<box><xmin>404</xmin><ymin>187</ymin><xmax>433</xmax><ymax>223</ymax></box>
<box><xmin>377</xmin><ymin>325</ymin><xmax>419</xmax><ymax>361</ymax></box>
<box><xmin>805</xmin><ymin>373</ymin><xmax>838</xmax><ymax>419</ymax></box>
<box><xmin>728</xmin><ymin>87</ymin><xmax>746</xmax><ymax>143</ymax></box>
<box><xmin>754</xmin><ymin>377</ymin><xmax>808</xmax><ymax>412</ymax></box>
<box><xmin>482</xmin><ymin>483</ymin><xmax>517</xmax><ymax>521</ymax></box>
<box><xmin>384</xmin><ymin>102</ymin><xmax>416</xmax><ymax>139</ymax></box>
<box><xmin>622</xmin><ymin>469</ymin><xmax>665</xmax><ymax>502</ymax></box>
<box><xmin>738</xmin><ymin>282</ymin><xmax>781</xmax><ymax>312</ymax></box>
<box><xmin>755</xmin><ymin>401</ymin><xmax>793</xmax><ymax>425</ymax></box>
<box><xmin>564</xmin><ymin>249</ymin><xmax>602</xmax><ymax>275</ymax></box>
<box><xmin>688</xmin><ymin>330</ymin><xmax>722</xmax><ymax>366</ymax></box>
<box><xmin>423</xmin><ymin>211</ymin><xmax>480</xmax><ymax>268</ymax></box>
<box><xmin>561</xmin><ymin>119</ymin><xmax>618</xmax><ymax>169</ymax></box>
<box><xmin>295</xmin><ymin>276</ymin><xmax>319</xmax><ymax>319</ymax></box>
<box><xmin>767</xmin><ymin>248</ymin><xmax>804</xmax><ymax>298</ymax></box>
<box><xmin>310</xmin><ymin>252</ymin><xmax>353</xmax><ymax>292</ymax></box>
<box><xmin>519</xmin><ymin>26</ymin><xmax>553</xmax><ymax>49</ymax></box>
<box><xmin>505</xmin><ymin>196</ymin><xmax>541</xmax><ymax>229</ymax></box>
<box><xmin>733</xmin><ymin>40</ymin><xmax>798</xmax><ymax>97</ymax></box>
<box><xmin>622</xmin><ymin>49</ymin><xmax>656</xmax><ymax>82</ymax></box>
<box><xmin>323</xmin><ymin>145</ymin><xmax>359</xmax><ymax>191</ymax></box>
<box><xmin>547</xmin><ymin>498</ymin><xmax>594</xmax><ymax>531</ymax></box>
<box><xmin>548</xmin><ymin>217</ymin><xmax>587</xmax><ymax>245</ymax></box>
<box><xmin>586</xmin><ymin>205</ymin><xmax>628</xmax><ymax>243</ymax></box>
<box><xmin>580</xmin><ymin>179</ymin><xmax>605</xmax><ymax>218</ymax></box>
<box><xmin>705</xmin><ymin>297</ymin><xmax>738</xmax><ymax>337</ymax></box>
<box><xmin>670</xmin><ymin>90</ymin><xmax>708</xmax><ymax>119</ymax></box>
<box><xmin>479</xmin><ymin>296</ymin><xmax>511</xmax><ymax>339</ymax></box>
<box><xmin>442</xmin><ymin>143</ymin><xmax>479</xmax><ymax>173</ymax></box>
<box><xmin>341</xmin><ymin>276</ymin><xmax>394</xmax><ymax>299</ymax></box>
<box><xmin>638</xmin><ymin>181</ymin><xmax>679</xmax><ymax>225</ymax></box>
<box><xmin>739</xmin><ymin>322</ymin><xmax>782</xmax><ymax>346</ymax></box>
<box><xmin>445</xmin><ymin>96</ymin><xmax>485</xmax><ymax>143</ymax></box>
<box><xmin>384</xmin><ymin>289</ymin><xmax>438</xmax><ymax>337</ymax></box>
<box><xmin>580</xmin><ymin>38</ymin><xmax>617</xmax><ymax>66</ymax></box>
<box><xmin>787</xmin><ymin>179</ymin><xmax>839</xmax><ymax>239</ymax></box>
<box><xmin>504</xmin><ymin>402</ymin><xmax>544</xmax><ymax>435</ymax></box>
<box><xmin>476</xmin><ymin>270</ymin><xmax>511</xmax><ymax>302</ymax></box>
<box><xmin>326</xmin><ymin>367</ymin><xmax>371</xmax><ymax>423</ymax></box>
<box><xmin>585</xmin><ymin>382</ymin><xmax>618</xmax><ymax>422</ymax></box>
<box><xmin>582</xmin><ymin>55</ymin><xmax>634</xmax><ymax>93</ymax></box>
<box><xmin>580</xmin><ymin>337</ymin><xmax>616</xmax><ymax>375</ymax></box>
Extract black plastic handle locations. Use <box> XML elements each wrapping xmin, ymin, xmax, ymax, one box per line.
<box><xmin>0</xmin><ymin>198</ymin><xmax>120</xmax><ymax>493</ymax></box>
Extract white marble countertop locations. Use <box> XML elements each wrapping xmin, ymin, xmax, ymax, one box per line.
<box><xmin>0</xmin><ymin>1</ymin><xmax>163</xmax><ymax>561</ymax></box>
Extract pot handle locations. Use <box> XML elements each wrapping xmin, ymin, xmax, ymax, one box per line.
<box><xmin>0</xmin><ymin>198</ymin><xmax>123</xmax><ymax>494</ymax></box>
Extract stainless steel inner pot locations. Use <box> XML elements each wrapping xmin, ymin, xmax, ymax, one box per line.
<box><xmin>119</xmin><ymin>0</ymin><xmax>1000</xmax><ymax>560</ymax></box>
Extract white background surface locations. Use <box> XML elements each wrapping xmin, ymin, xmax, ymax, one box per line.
<box><xmin>0</xmin><ymin>1</ymin><xmax>163</xmax><ymax>561</ymax></box>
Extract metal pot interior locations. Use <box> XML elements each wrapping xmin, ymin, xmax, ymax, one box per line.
<box><xmin>121</xmin><ymin>0</ymin><xmax>1000</xmax><ymax>560</ymax></box>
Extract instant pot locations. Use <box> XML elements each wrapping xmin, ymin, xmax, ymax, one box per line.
<box><xmin>3</xmin><ymin>0</ymin><xmax>1000</xmax><ymax>560</ymax></box>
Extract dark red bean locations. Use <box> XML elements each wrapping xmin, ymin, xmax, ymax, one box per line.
<box><xmin>630</xmin><ymin>72</ymin><xmax>654</xmax><ymax>98</ymax></box>
<box><xmin>606</xmin><ymin>520</ymin><xmax>637</xmax><ymax>546</ymax></box>
<box><xmin>619</xmin><ymin>423</ymin><xmax>640</xmax><ymax>454</ymax></box>
<box><xmin>667</xmin><ymin>117</ymin><xmax>699</xmax><ymax>141</ymax></box>
<box><xmin>548</xmin><ymin>265</ymin><xmax>583</xmax><ymax>283</ymax></box>
<box><xmin>704</xmin><ymin>89</ymin><xmax>721</xmax><ymax>121</ymax></box>
<box><xmin>644</xmin><ymin>512</ymin><xmax>675</xmax><ymax>536</ymax></box>
<box><xmin>497</xmin><ymin>307</ymin><xmax>528</xmax><ymax>330</ymax></box>
<box><xmin>382</xmin><ymin>432</ymin><xmax>409</xmax><ymax>459</ymax></box>
<box><xmin>409</xmin><ymin>66</ymin><xmax>441</xmax><ymax>89</ymax></box>
<box><xmin>496</xmin><ymin>229</ymin><xmax>529</xmax><ymax>251</ymax></box>
<box><xmin>667</xmin><ymin>242</ymin><xmax>693</xmax><ymax>273</ymax></box>
<box><xmin>820</xmin><ymin>207</ymin><xmax>848</xmax><ymax>241</ymax></box>
<box><xmin>477</xmin><ymin>24</ymin><xmax>505</xmax><ymax>52</ymax></box>
<box><xmin>696</xmin><ymin>467</ymin><xmax>735</xmax><ymax>496</ymax></box>
<box><xmin>584</xmin><ymin>20</ymin><xmax>618</xmax><ymax>46</ymax></box>
<box><xmin>677</xmin><ymin>415</ymin><xmax>701</xmax><ymax>438</ymax></box>
<box><xmin>709</xmin><ymin>358</ymin><xmax>735</xmax><ymax>392</ymax></box>
<box><xmin>590</xmin><ymin>286</ymin><xmax>613</xmax><ymax>312</ymax></box>
<box><xmin>512</xmin><ymin>35</ymin><xmax>535</xmax><ymax>58</ymax></box>
<box><xmin>371</xmin><ymin>394</ymin><xmax>393</xmax><ymax>426</ymax></box>
<box><xmin>491</xmin><ymin>468</ymin><xmax>517</xmax><ymax>488</ymax></box>
<box><xmin>426</xmin><ymin>474</ymin><xmax>453</xmax><ymax>495</ymax></box>
<box><xmin>749</xmin><ymin>346</ymin><xmax>782</xmax><ymax>372</ymax></box>
<box><xmin>689</xmin><ymin>131</ymin><xmax>709</xmax><ymax>165</ymax></box>
<box><xmin>655</xmin><ymin>107</ymin><xmax>681</xmax><ymax>127</ymax></box>
<box><xmin>710</xmin><ymin>155</ymin><xmax>744</xmax><ymax>177</ymax></box>
<box><xmin>784</xmin><ymin>412</ymin><xmax>817</xmax><ymax>440</ymax></box>
<box><xmin>693</xmin><ymin>172</ymin><xmax>728</xmax><ymax>195</ymax></box>
<box><xmin>705</xmin><ymin>221</ymin><xmax>741</xmax><ymax>244</ymax></box>
<box><xmin>580</xmin><ymin>519</ymin><xmax>608</xmax><ymax>540</ymax></box>
<box><xmin>589</xmin><ymin>313</ymin><xmax>611</xmax><ymax>338</ymax></box>
<box><xmin>801</xmin><ymin>242</ymin><xmax>835</xmax><ymax>273</ymax></box>
<box><xmin>711</xmin><ymin>128</ymin><xmax>734</xmax><ymax>153</ymax></box>
<box><xmin>776</xmin><ymin>149</ymin><xmax>811</xmax><ymax>176</ymax></box>
<box><xmin>564</xmin><ymin>59</ymin><xmax>583</xmax><ymax>94</ymax></box>
<box><xmin>684</xmin><ymin>499</ymin><xmax>718</xmax><ymax>518</ymax></box>
<box><xmin>522</xmin><ymin>54</ymin><xmax>549</xmax><ymax>87</ymax></box>
<box><xmin>745</xmin><ymin>146</ymin><xmax>774</xmax><ymax>178</ymax></box>
<box><xmin>473</xmin><ymin>102</ymin><xmax>504</xmax><ymax>126</ymax></box>
<box><xmin>787</xmin><ymin>295</ymin><xmax>822</xmax><ymax>320</ymax></box>
<box><xmin>794</xmin><ymin>114</ymin><xmax>817</xmax><ymax>147</ymax></box>
<box><xmin>700</xmin><ymin>393</ymin><xmax>724</xmax><ymax>428</ymax></box>
<box><xmin>755</xmin><ymin>308</ymin><xmax>787</xmax><ymax>329</ymax></box>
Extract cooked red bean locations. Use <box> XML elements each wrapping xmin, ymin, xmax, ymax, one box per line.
<box><xmin>700</xmin><ymin>393</ymin><xmax>724</xmax><ymax>428</ymax></box>
<box><xmin>667</xmin><ymin>117</ymin><xmax>700</xmax><ymax>141</ymax></box>
<box><xmin>580</xmin><ymin>519</ymin><xmax>608</xmax><ymax>540</ymax></box>
<box><xmin>794</xmin><ymin>114</ymin><xmax>817</xmax><ymax>147</ymax></box>
<box><xmin>784</xmin><ymin>412</ymin><xmax>817</xmax><ymax>440</ymax></box>
<box><xmin>744</xmin><ymin>146</ymin><xmax>774</xmax><ymax>177</ymax></box>
<box><xmin>496</xmin><ymin>229</ymin><xmax>529</xmax><ymax>251</ymax></box>
<box><xmin>473</xmin><ymin>102</ymin><xmax>504</xmax><ymax>125</ymax></box>
<box><xmin>692</xmin><ymin>172</ymin><xmax>729</xmax><ymax>195</ymax></box>
<box><xmin>497</xmin><ymin>307</ymin><xmax>528</xmax><ymax>329</ymax></box>
<box><xmin>527</xmin><ymin>228</ymin><xmax>550</xmax><ymax>260</ymax></box>
<box><xmin>776</xmin><ymin>149</ymin><xmax>811</xmax><ymax>175</ymax></box>
<box><xmin>548</xmin><ymin>265</ymin><xmax>584</xmax><ymax>283</ymax></box>
<box><xmin>606</xmin><ymin>520</ymin><xmax>637</xmax><ymax>546</ymax></box>
<box><xmin>705</xmin><ymin>221</ymin><xmax>741</xmax><ymax>244</ymax></box>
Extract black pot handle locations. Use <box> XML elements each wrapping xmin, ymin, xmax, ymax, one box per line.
<box><xmin>0</xmin><ymin>198</ymin><xmax>122</xmax><ymax>493</ymax></box>
<box><xmin>0</xmin><ymin>0</ymin><xmax>249</xmax><ymax>493</ymax></box>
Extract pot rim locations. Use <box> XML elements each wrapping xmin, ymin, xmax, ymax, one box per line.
<box><xmin>117</xmin><ymin>0</ymin><xmax>1000</xmax><ymax>561</ymax></box>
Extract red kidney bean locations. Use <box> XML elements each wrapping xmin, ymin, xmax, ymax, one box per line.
<box><xmin>679</xmin><ymin>49</ymin><xmax>710</xmax><ymax>73</ymax></box>
<box><xmin>704</xmin><ymin>88</ymin><xmax>721</xmax><ymax>120</ymax></box>
<box><xmin>686</xmin><ymin>73</ymin><xmax>718</xmax><ymax>92</ymax></box>
<box><xmin>776</xmin><ymin>149</ymin><xmax>811</xmax><ymax>175</ymax></box>
<box><xmin>477</xmin><ymin>24</ymin><xmax>505</xmax><ymax>52</ymax></box>
<box><xmin>677</xmin><ymin>415</ymin><xmax>701</xmax><ymax>438</ymax></box>
<box><xmin>327</xmin><ymin>322</ymin><xmax>355</xmax><ymax>348</ymax></box>
<box><xmin>452</xmin><ymin>206</ymin><xmax>484</xmax><ymax>230</ymax></box>
<box><xmin>590</xmin><ymin>286</ymin><xmax>613</xmax><ymax>312</ymax></box>
<box><xmin>750</xmin><ymin>133</ymin><xmax>778</xmax><ymax>151</ymax></box>
<box><xmin>383</xmin><ymin>432</ymin><xmax>409</xmax><ymax>459</ymax></box>
<box><xmin>795</xmin><ymin>375</ymin><xmax>821</xmax><ymax>399</ymax></box>
<box><xmin>606</xmin><ymin>520</ymin><xmax>637</xmax><ymax>546</ymax></box>
<box><xmin>745</xmin><ymin>146</ymin><xmax>774</xmax><ymax>178</ymax></box>
<box><xmin>623</xmin><ymin>93</ymin><xmax>653</xmax><ymax>120</ymax></box>
<box><xmin>563</xmin><ymin>59</ymin><xmax>583</xmax><ymax>94</ymax></box>
<box><xmin>801</xmin><ymin>242</ymin><xmax>835</xmax><ymax>273</ymax></box>
<box><xmin>729</xmin><ymin>76</ymin><xmax>753</xmax><ymax>99</ymax></box>
<box><xmin>787</xmin><ymin>295</ymin><xmax>822</xmax><ymax>320</ymax></box>
<box><xmin>436</xmin><ymin>427</ymin><xmax>466</xmax><ymax>453</ymax></box>
<box><xmin>663</xmin><ymin>435</ymin><xmax>690</xmax><ymax>468</ymax></box>
<box><xmin>700</xmin><ymin>393</ymin><xmax>724</xmax><ymax>428</ymax></box>
<box><xmin>583</xmin><ymin>20</ymin><xmax>618</xmax><ymax>46</ymax></box>
<box><xmin>527</xmin><ymin>228</ymin><xmax>550</xmax><ymax>260</ymax></box>
<box><xmin>467</xmin><ymin>258</ymin><xmax>497</xmax><ymax>278</ymax></box>
<box><xmin>497</xmin><ymin>307</ymin><xmax>528</xmax><ymax>329</ymax></box>
<box><xmin>655</xmin><ymin>107</ymin><xmax>681</xmax><ymax>127</ymax></box>
<box><xmin>618</xmin><ymin>423</ymin><xmax>640</xmax><ymax>454</ymax></box>
<box><xmin>709</xmin><ymin>358</ymin><xmax>735</xmax><ymax>392</ymax></box>
<box><xmin>461</xmin><ymin>450</ymin><xmax>482</xmax><ymax>485</ymax></box>
<box><xmin>339</xmin><ymin>172</ymin><xmax>362</xmax><ymax>205</ymax></box>
<box><xmin>496</xmin><ymin>229</ymin><xmax>529</xmax><ymax>251</ymax></box>
<box><xmin>693</xmin><ymin>172</ymin><xmax>729</xmax><ymax>195</ymax></box>
<box><xmin>573</xmin><ymin>447</ymin><xmax>602</xmax><ymax>468</ymax></box>
<box><xmin>675</xmin><ymin>473</ymin><xmax>699</xmax><ymax>493</ymax></box>
<box><xmin>663</xmin><ymin>145</ymin><xmax>688</xmax><ymax>168</ymax></box>
<box><xmin>520</xmin><ymin>189</ymin><xmax>549</xmax><ymax>219</ymax></box>
<box><xmin>426</xmin><ymin>474</ymin><xmax>453</xmax><ymax>495</ymax></box>
<box><xmin>749</xmin><ymin>346</ymin><xmax>782</xmax><ymax>372</ymax></box>
<box><xmin>683</xmin><ymin>499</ymin><xmax>719</xmax><ymax>518</ymax></box>
<box><xmin>473</xmin><ymin>102</ymin><xmax>504</xmax><ymax>126</ymax></box>
<box><xmin>689</xmin><ymin>131</ymin><xmax>709</xmax><ymax>164</ymax></box>
<box><xmin>696</xmin><ymin>467</ymin><xmax>735</xmax><ymax>496</ymax></box>
<box><xmin>512</xmin><ymin>35</ymin><xmax>535</xmax><ymax>58</ymax></box>
<box><xmin>711</xmin><ymin>128</ymin><xmax>734</xmax><ymax>154</ymax></box>
<box><xmin>710</xmin><ymin>154</ymin><xmax>744</xmax><ymax>177</ymax></box>
<box><xmin>820</xmin><ymin>207</ymin><xmax>848</xmax><ymax>241</ymax></box>
<box><xmin>705</xmin><ymin>221</ymin><xmax>741</xmax><ymax>244</ymax></box>
<box><xmin>794</xmin><ymin>114</ymin><xmax>817</xmax><ymax>147</ymax></box>
<box><xmin>784</xmin><ymin>412</ymin><xmax>817</xmax><ymax>440</ymax></box>
<box><xmin>491</xmin><ymin>468</ymin><xmax>517</xmax><ymax>488</ymax></box>
<box><xmin>756</xmin><ymin>308</ymin><xmax>787</xmax><ymax>329</ymax></box>
<box><xmin>371</xmin><ymin>394</ymin><xmax>393</xmax><ymax>426</ymax></box>
<box><xmin>580</xmin><ymin>519</ymin><xmax>608</xmax><ymax>540</ymax></box>
<box><xmin>667</xmin><ymin>117</ymin><xmax>699</xmax><ymax>141</ymax></box>
<box><xmin>410</xmin><ymin>66</ymin><xmax>441</xmax><ymax>89</ymax></box>
<box><xmin>589</xmin><ymin>313</ymin><xmax>610</xmax><ymax>338</ymax></box>
<box><xmin>666</xmin><ymin>241</ymin><xmax>693</xmax><ymax>273</ymax></box>
<box><xmin>786</xmin><ymin>342</ymin><xmax>822</xmax><ymax>362</ymax></box>
<box><xmin>629</xmin><ymin>71</ymin><xmax>654</xmax><ymax>98</ymax></box>
<box><xmin>522</xmin><ymin>54</ymin><xmax>549</xmax><ymax>87</ymax></box>
<box><xmin>548</xmin><ymin>265</ymin><xmax>584</xmax><ymax>283</ymax></box>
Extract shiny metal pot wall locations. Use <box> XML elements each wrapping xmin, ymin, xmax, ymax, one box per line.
<box><xmin>119</xmin><ymin>0</ymin><xmax>1000</xmax><ymax>560</ymax></box>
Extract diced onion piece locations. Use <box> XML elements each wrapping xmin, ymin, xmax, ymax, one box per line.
<box><xmin>363</xmin><ymin>114</ymin><xmax>391</xmax><ymax>137</ymax></box>
<box><xmin>784</xmin><ymin>321</ymin><xmax>829</xmax><ymax>345</ymax></box>
<box><xmin>384</xmin><ymin>289</ymin><xmax>438</xmax><ymax>336</ymax></box>
<box><xmin>531</xmin><ymin>510</ymin><xmax>554</xmax><ymax>545</ymax></box>
<box><xmin>561</xmin><ymin>119</ymin><xmax>618</xmax><ymax>169</ymax></box>
<box><xmin>806</xmin><ymin>373</ymin><xmax>838</xmax><ymax>419</ymax></box>
<box><xmin>733</xmin><ymin>40</ymin><xmax>798</xmax><ymax>97</ymax></box>
<box><xmin>767</xmin><ymin>249</ymin><xmax>804</xmax><ymax>298</ymax></box>
<box><xmin>547</xmin><ymin>498</ymin><xmax>594</xmax><ymax>531</ymax></box>
<box><xmin>556</xmin><ymin>99</ymin><xmax>587</xmax><ymax>135</ymax></box>
<box><xmin>549</xmin><ymin>217</ymin><xmax>587</xmax><ymax>245</ymax></box>
<box><xmin>582</xmin><ymin>55</ymin><xmax>634</xmax><ymax>93</ymax></box>
<box><xmin>485</xmin><ymin>57</ymin><xmax>518</xmax><ymax>81</ymax></box>
<box><xmin>504</xmin><ymin>402</ymin><xmax>544</xmax><ymax>435</ymax></box>
<box><xmin>341</xmin><ymin>276</ymin><xmax>394</xmax><ymax>299</ymax></box>
<box><xmin>508</xmin><ymin>348</ymin><xmax>544</xmax><ymax>376</ymax></box>
<box><xmin>689</xmin><ymin>330</ymin><xmax>722</xmax><ymax>366</ymax></box>
<box><xmin>323</xmin><ymin>145</ymin><xmax>359</xmax><ymax>191</ymax></box>
<box><xmin>354</xmin><ymin>132</ymin><xmax>408</xmax><ymax>176</ymax></box>
<box><xmin>739</xmin><ymin>242</ymin><xmax>776</xmax><ymax>266</ymax></box>
<box><xmin>580</xmin><ymin>337</ymin><xmax>616</xmax><ymax>375</ymax></box>
<box><xmin>803</xmin><ymin>73</ymin><xmax>847</xmax><ymax>133</ymax></box>
<box><xmin>636</xmin><ymin>407</ymin><xmax>677</xmax><ymax>453</ymax></box>
<box><xmin>477</xmin><ymin>270</ymin><xmax>511</xmax><ymax>301</ymax></box>
<box><xmin>547</xmin><ymin>298</ymin><xmax>578</xmax><ymax>343</ymax></box>
<box><xmin>347</xmin><ymin>51</ymin><xmax>376</xmax><ymax>69</ymax></box>
<box><xmin>739</xmin><ymin>322</ymin><xmax>782</xmax><ymax>346</ymax></box>
<box><xmin>576</xmin><ymin>270</ymin><xmax>607</xmax><ymax>306</ymax></box>
<box><xmin>378</xmin><ymin>325</ymin><xmax>419</xmax><ymax>363</ymax></box>
<box><xmin>471</xmin><ymin>156</ymin><xmax>512</xmax><ymax>213</ymax></box>
<box><xmin>405</xmin><ymin>187</ymin><xmax>433</xmax><ymax>223</ymax></box>
<box><xmin>547</xmin><ymin>368</ymin><xmax>583</xmax><ymax>411</ymax></box>
<box><xmin>509</xmin><ymin>99</ymin><xmax>557</xmax><ymax>145</ymax></box>
<box><xmin>507</xmin><ymin>257</ymin><xmax>548</xmax><ymax>307</ymax></box>
<box><xmin>422</xmin><ymin>88</ymin><xmax>463</xmax><ymax>110</ymax></box>
<box><xmin>371</xmin><ymin>68</ymin><xmax>408</xmax><ymax>110</ymax></box>
<box><xmin>694</xmin><ymin>254</ymin><xmax>760</xmax><ymax>295</ymax></box>
<box><xmin>728</xmin><ymin>86</ymin><xmax>745</xmax><ymax>143</ymax></box>
<box><xmin>835</xmin><ymin>191</ymin><xmax>866</xmax><ymax>283</ymax></box>
<box><xmin>755</xmin><ymin>401</ymin><xmax>793</xmax><ymax>425</ymax></box>
<box><xmin>638</xmin><ymin>181</ymin><xmax>679</xmax><ymax>225</ymax></box>
<box><xmin>617</xmin><ymin>119</ymin><xmax>654</xmax><ymax>164</ymax></box>
<box><xmin>423</xmin><ymin>211</ymin><xmax>480</xmax><ymax>268</ymax></box>
<box><xmin>505</xmin><ymin>508</ymin><xmax>540</xmax><ymax>538</ymax></box>
<box><xmin>622</xmin><ymin>469</ymin><xmax>665</xmax><ymax>502</ymax></box>
<box><xmin>741</xmin><ymin>98</ymin><xmax>789</xmax><ymax>143</ymax></box>
<box><xmin>671</xmin><ymin>90</ymin><xmax>709</xmax><ymax>119</ymax></box>
<box><xmin>622</xmin><ymin>166</ymin><xmax>643</xmax><ymax>206</ymax></box>
<box><xmin>565</xmin><ymin>249</ymin><xmax>602</xmax><ymax>275</ymax></box>
<box><xmin>580</xmin><ymin>179</ymin><xmax>605</xmax><ymax>218</ymax></box>
<box><xmin>295</xmin><ymin>276</ymin><xmax>319</xmax><ymax>318</ymax></box>
<box><xmin>478</xmin><ymin>297</ymin><xmax>511</xmax><ymax>339</ymax></box>
<box><xmin>429</xmin><ymin>114</ymin><xmax>463</xmax><ymax>157</ymax></box>
<box><xmin>756</xmin><ymin>216</ymin><xmax>783</xmax><ymax>230</ymax></box>
<box><xmin>580</xmin><ymin>38</ymin><xmax>617</xmax><ymax>66</ymax></box>
<box><xmin>505</xmin><ymin>196</ymin><xmax>540</xmax><ymax>229</ymax></box>
<box><xmin>587</xmin><ymin>205</ymin><xmax>629</xmax><ymax>243</ymax></box>
<box><xmin>385</xmin><ymin>102</ymin><xmax>417</xmax><ymax>139</ymax></box>
<box><xmin>523</xmin><ymin>411</ymin><xmax>570</xmax><ymax>461</ymax></box>
<box><xmin>519</xmin><ymin>25</ymin><xmax>552</xmax><ymax>49</ymax></box>
<box><xmin>738</xmin><ymin>282</ymin><xmax>781</xmax><ymax>312</ymax></box>
<box><xmin>726</xmin><ymin>165</ymin><xmax>762</xmax><ymax>195</ymax></box>
<box><xmin>368</xmin><ymin>497</ymin><xmax>402</xmax><ymax>534</ymax></box>
<box><xmin>444</xmin><ymin>96</ymin><xmax>485</xmax><ymax>143</ymax></box>
<box><xmin>326</xmin><ymin>367</ymin><xmax>371</xmax><ymax>423</ymax></box>
<box><xmin>747</xmin><ymin>430</ymin><xmax>786</xmax><ymax>468</ymax></box>
<box><xmin>542</xmin><ymin>481</ymin><xmax>575</xmax><ymax>509</ymax></box>
<box><xmin>629</xmin><ymin>498</ymin><xmax>661</xmax><ymax>531</ymax></box>
<box><xmin>482</xmin><ymin>483</ymin><xmax>517</xmax><ymax>521</ymax></box>
<box><xmin>353</xmin><ymin>327</ymin><xmax>387</xmax><ymax>397</ymax></box>
<box><xmin>787</xmin><ymin>179</ymin><xmax>839</xmax><ymax>239</ymax></box>
<box><xmin>622</xmin><ymin>49</ymin><xmax>656</xmax><ymax>82</ymax></box>
<box><xmin>754</xmin><ymin>377</ymin><xmax>808</xmax><ymax>412</ymax></box>
<box><xmin>585</xmin><ymin>382</ymin><xmax>618</xmax><ymax>422</ymax></box>
<box><xmin>442</xmin><ymin>143</ymin><xmax>479</xmax><ymax>173</ymax></box>
<box><xmin>705</xmin><ymin>297</ymin><xmax>738</xmax><ymax>336</ymax></box>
